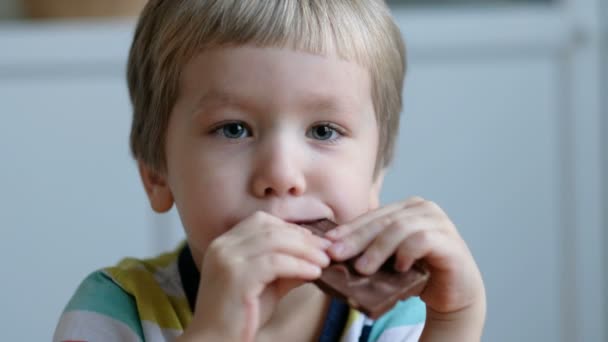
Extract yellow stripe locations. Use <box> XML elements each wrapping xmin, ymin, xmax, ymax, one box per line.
<box><xmin>105</xmin><ymin>244</ymin><xmax>192</xmax><ymax>331</ymax></box>
<box><xmin>344</xmin><ymin>309</ymin><xmax>361</xmax><ymax>332</ymax></box>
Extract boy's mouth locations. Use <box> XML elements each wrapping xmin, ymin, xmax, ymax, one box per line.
<box><xmin>286</xmin><ymin>218</ymin><xmax>333</xmax><ymax>226</ymax></box>
<box><xmin>296</xmin><ymin>219</ymin><xmax>337</xmax><ymax>236</ymax></box>
<box><xmin>288</xmin><ymin>218</ymin><xmax>332</xmax><ymax>226</ymax></box>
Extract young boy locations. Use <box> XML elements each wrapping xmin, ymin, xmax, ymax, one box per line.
<box><xmin>54</xmin><ymin>1</ymin><xmax>486</xmax><ymax>341</ymax></box>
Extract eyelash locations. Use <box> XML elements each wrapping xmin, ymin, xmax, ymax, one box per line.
<box><xmin>307</xmin><ymin>122</ymin><xmax>345</xmax><ymax>143</ymax></box>
<box><xmin>209</xmin><ymin>121</ymin><xmax>346</xmax><ymax>143</ymax></box>
<box><xmin>210</xmin><ymin>121</ymin><xmax>252</xmax><ymax>139</ymax></box>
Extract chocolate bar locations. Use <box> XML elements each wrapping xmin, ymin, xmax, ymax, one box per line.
<box><xmin>301</xmin><ymin>220</ymin><xmax>429</xmax><ymax>319</ymax></box>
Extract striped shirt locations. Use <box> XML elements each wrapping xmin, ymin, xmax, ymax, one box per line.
<box><xmin>54</xmin><ymin>243</ymin><xmax>425</xmax><ymax>342</ymax></box>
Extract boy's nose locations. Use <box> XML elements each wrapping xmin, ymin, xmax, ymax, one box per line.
<box><xmin>250</xmin><ymin>138</ymin><xmax>307</xmax><ymax>198</ymax></box>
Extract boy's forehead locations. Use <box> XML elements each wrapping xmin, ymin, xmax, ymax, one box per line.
<box><xmin>182</xmin><ymin>46</ymin><xmax>373</xmax><ymax>115</ymax></box>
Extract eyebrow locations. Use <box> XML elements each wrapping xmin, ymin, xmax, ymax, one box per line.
<box><xmin>191</xmin><ymin>89</ymin><xmax>250</xmax><ymax>117</ymax></box>
<box><xmin>191</xmin><ymin>88</ymin><xmax>355</xmax><ymax>119</ymax></box>
<box><xmin>299</xmin><ymin>93</ymin><xmax>349</xmax><ymax>115</ymax></box>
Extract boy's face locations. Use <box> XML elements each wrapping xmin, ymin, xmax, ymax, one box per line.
<box><xmin>141</xmin><ymin>46</ymin><xmax>384</xmax><ymax>265</ymax></box>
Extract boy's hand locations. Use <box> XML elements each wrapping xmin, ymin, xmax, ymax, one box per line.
<box><xmin>325</xmin><ymin>197</ymin><xmax>486</xmax><ymax>340</ymax></box>
<box><xmin>181</xmin><ymin>211</ymin><xmax>331</xmax><ymax>342</ymax></box>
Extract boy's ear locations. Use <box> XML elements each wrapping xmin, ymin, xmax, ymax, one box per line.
<box><xmin>138</xmin><ymin>160</ymin><xmax>174</xmax><ymax>213</ymax></box>
<box><xmin>369</xmin><ymin>168</ymin><xmax>386</xmax><ymax>210</ymax></box>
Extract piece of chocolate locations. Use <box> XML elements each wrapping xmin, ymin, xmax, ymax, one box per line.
<box><xmin>301</xmin><ymin>220</ymin><xmax>429</xmax><ymax>319</ymax></box>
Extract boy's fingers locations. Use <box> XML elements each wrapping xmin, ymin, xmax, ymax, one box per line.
<box><xmin>353</xmin><ymin>222</ymin><xmax>412</xmax><ymax>275</ymax></box>
<box><xmin>229</xmin><ymin>211</ymin><xmax>293</xmax><ymax>238</ymax></box>
<box><xmin>327</xmin><ymin>219</ymin><xmax>385</xmax><ymax>260</ymax></box>
<box><xmin>402</xmin><ymin>196</ymin><xmax>427</xmax><ymax>207</ymax></box>
<box><xmin>325</xmin><ymin>196</ymin><xmax>426</xmax><ymax>240</ymax></box>
<box><xmin>239</xmin><ymin>228</ymin><xmax>331</xmax><ymax>267</ymax></box>
<box><xmin>393</xmin><ymin>231</ymin><xmax>474</xmax><ymax>312</ymax></box>
<box><xmin>228</xmin><ymin>212</ymin><xmax>324</xmax><ymax>247</ymax></box>
<box><xmin>251</xmin><ymin>253</ymin><xmax>323</xmax><ymax>285</ymax></box>
<box><xmin>329</xmin><ymin>210</ymin><xmax>435</xmax><ymax>262</ymax></box>
<box><xmin>351</xmin><ymin>213</ymin><xmax>438</xmax><ymax>274</ymax></box>
<box><xmin>394</xmin><ymin>230</ymin><xmax>453</xmax><ymax>273</ymax></box>
<box><xmin>226</xmin><ymin>213</ymin><xmax>332</xmax><ymax>245</ymax></box>
<box><xmin>325</xmin><ymin>201</ymin><xmax>403</xmax><ymax>240</ymax></box>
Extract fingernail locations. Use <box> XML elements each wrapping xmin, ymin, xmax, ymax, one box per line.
<box><xmin>395</xmin><ymin>259</ymin><xmax>410</xmax><ymax>272</ymax></box>
<box><xmin>326</xmin><ymin>229</ymin><xmax>339</xmax><ymax>239</ymax></box>
<box><xmin>319</xmin><ymin>238</ymin><xmax>332</xmax><ymax>249</ymax></box>
<box><xmin>319</xmin><ymin>252</ymin><xmax>331</xmax><ymax>266</ymax></box>
<box><xmin>356</xmin><ymin>256</ymin><xmax>369</xmax><ymax>272</ymax></box>
<box><xmin>395</xmin><ymin>261</ymin><xmax>404</xmax><ymax>272</ymax></box>
<box><xmin>330</xmin><ymin>242</ymin><xmax>345</xmax><ymax>256</ymax></box>
<box><xmin>307</xmin><ymin>264</ymin><xmax>322</xmax><ymax>276</ymax></box>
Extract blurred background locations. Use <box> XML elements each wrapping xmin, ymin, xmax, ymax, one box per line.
<box><xmin>0</xmin><ymin>0</ymin><xmax>605</xmax><ymax>341</ymax></box>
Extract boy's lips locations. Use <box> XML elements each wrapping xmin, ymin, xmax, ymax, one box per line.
<box><xmin>223</xmin><ymin>214</ymin><xmax>330</xmax><ymax>231</ymax></box>
<box><xmin>284</xmin><ymin>217</ymin><xmax>329</xmax><ymax>226</ymax></box>
<box><xmin>285</xmin><ymin>218</ymin><xmax>328</xmax><ymax>225</ymax></box>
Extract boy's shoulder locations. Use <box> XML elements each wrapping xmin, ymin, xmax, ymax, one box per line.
<box><xmin>103</xmin><ymin>244</ymin><xmax>187</xmax><ymax>300</ymax></box>
<box><xmin>92</xmin><ymin>244</ymin><xmax>191</xmax><ymax>326</ymax></box>
<box><xmin>54</xmin><ymin>270</ymin><xmax>146</xmax><ymax>342</ymax></box>
<box><xmin>54</xmin><ymin>245</ymin><xmax>190</xmax><ymax>342</ymax></box>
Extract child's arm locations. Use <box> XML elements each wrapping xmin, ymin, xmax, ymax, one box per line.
<box><xmin>325</xmin><ymin>196</ymin><xmax>486</xmax><ymax>341</ymax></box>
<box><xmin>176</xmin><ymin>211</ymin><xmax>331</xmax><ymax>342</ymax></box>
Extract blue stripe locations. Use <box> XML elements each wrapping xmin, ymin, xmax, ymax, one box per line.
<box><xmin>318</xmin><ymin>298</ymin><xmax>349</xmax><ymax>342</ymax></box>
<box><xmin>64</xmin><ymin>271</ymin><xmax>145</xmax><ymax>340</ymax></box>
<box><xmin>368</xmin><ymin>297</ymin><xmax>426</xmax><ymax>342</ymax></box>
<box><xmin>359</xmin><ymin>322</ymin><xmax>373</xmax><ymax>342</ymax></box>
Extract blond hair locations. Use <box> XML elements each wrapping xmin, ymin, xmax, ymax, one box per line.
<box><xmin>128</xmin><ymin>0</ymin><xmax>406</xmax><ymax>174</ymax></box>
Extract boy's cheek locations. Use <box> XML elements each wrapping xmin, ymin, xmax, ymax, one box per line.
<box><xmin>368</xmin><ymin>170</ymin><xmax>385</xmax><ymax>210</ymax></box>
<box><xmin>328</xmin><ymin>184</ymin><xmax>377</xmax><ymax>223</ymax></box>
<box><xmin>368</xmin><ymin>196</ymin><xmax>381</xmax><ymax>211</ymax></box>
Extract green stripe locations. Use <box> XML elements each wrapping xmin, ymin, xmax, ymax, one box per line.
<box><xmin>368</xmin><ymin>297</ymin><xmax>426</xmax><ymax>342</ymax></box>
<box><xmin>64</xmin><ymin>271</ymin><xmax>145</xmax><ymax>341</ymax></box>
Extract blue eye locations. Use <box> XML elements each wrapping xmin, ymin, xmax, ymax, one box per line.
<box><xmin>216</xmin><ymin>122</ymin><xmax>250</xmax><ymax>139</ymax></box>
<box><xmin>308</xmin><ymin>124</ymin><xmax>341</xmax><ymax>141</ymax></box>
